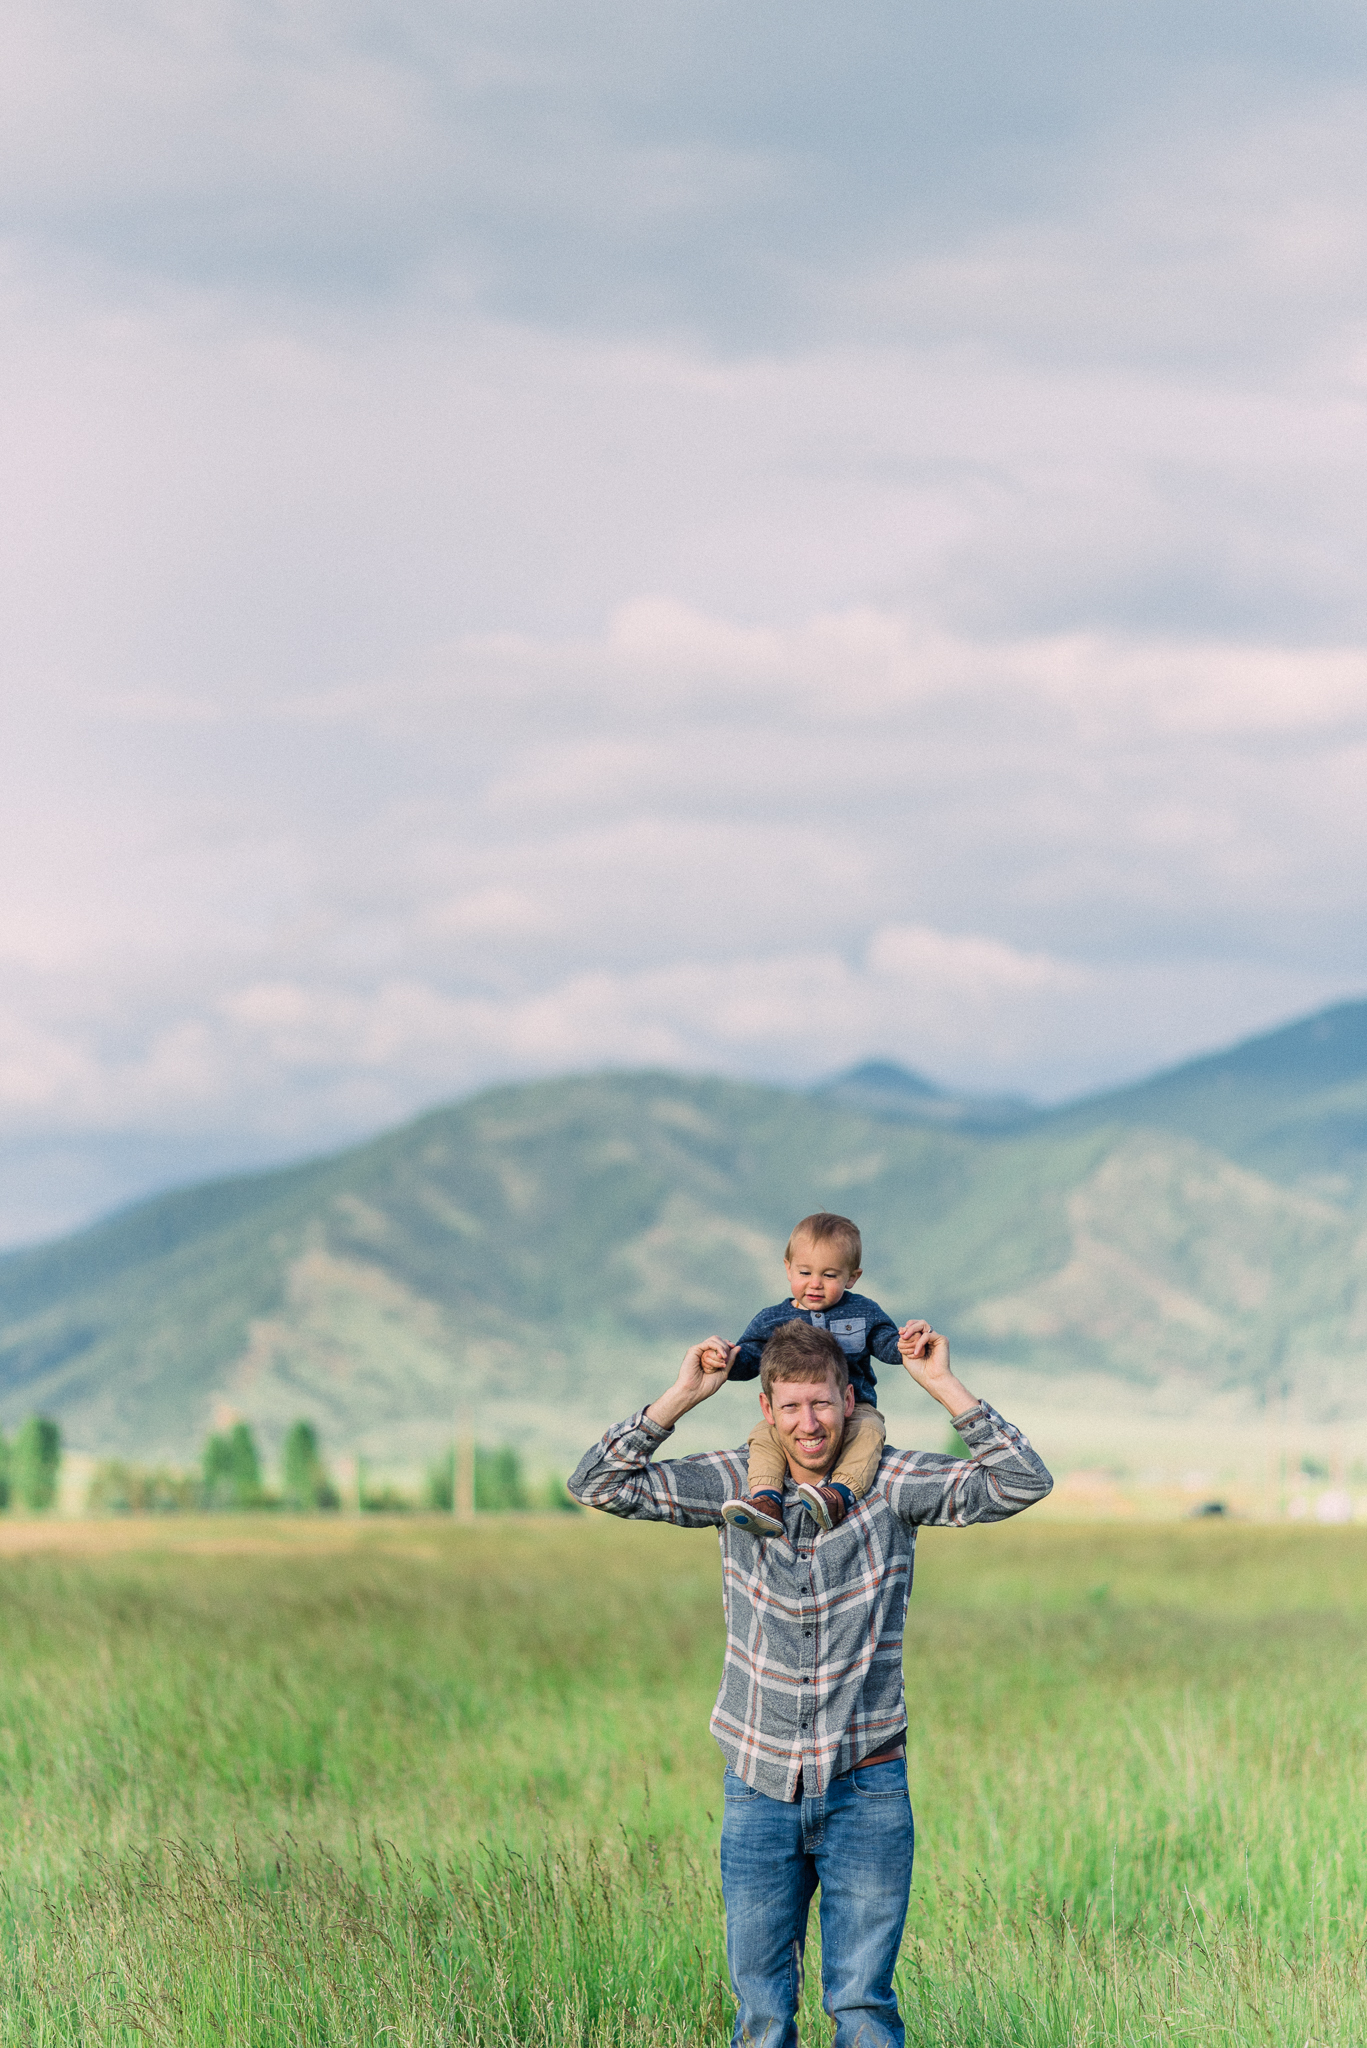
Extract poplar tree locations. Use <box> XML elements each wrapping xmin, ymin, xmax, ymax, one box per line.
<box><xmin>13</xmin><ymin>1417</ymin><xmax>61</xmax><ymax>1512</ymax></box>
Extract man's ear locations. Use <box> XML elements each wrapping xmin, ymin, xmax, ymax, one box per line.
<box><xmin>842</xmin><ymin>1384</ymin><xmax>855</xmax><ymax>1417</ymax></box>
<box><xmin>759</xmin><ymin>1390</ymin><xmax>774</xmax><ymax>1425</ymax></box>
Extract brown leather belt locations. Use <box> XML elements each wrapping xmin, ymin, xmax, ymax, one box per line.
<box><xmin>792</xmin><ymin>1744</ymin><xmax>905</xmax><ymax>1798</ymax></box>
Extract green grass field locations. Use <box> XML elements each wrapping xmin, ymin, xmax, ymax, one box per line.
<box><xmin>1</xmin><ymin>1512</ymin><xmax>1365</xmax><ymax>2045</ymax></box>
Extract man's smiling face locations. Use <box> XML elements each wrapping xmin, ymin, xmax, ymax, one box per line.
<box><xmin>759</xmin><ymin>1371</ymin><xmax>856</xmax><ymax>1480</ymax></box>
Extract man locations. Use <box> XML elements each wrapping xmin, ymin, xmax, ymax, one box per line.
<box><xmin>568</xmin><ymin>1314</ymin><xmax>1053</xmax><ymax>2048</ymax></box>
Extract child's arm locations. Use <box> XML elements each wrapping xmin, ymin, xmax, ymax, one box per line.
<box><xmin>866</xmin><ymin>1300</ymin><xmax>909</xmax><ymax>1366</ymax></box>
<box><xmin>703</xmin><ymin>1310</ymin><xmax>770</xmax><ymax>1383</ymax></box>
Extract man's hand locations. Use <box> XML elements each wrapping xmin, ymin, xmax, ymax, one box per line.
<box><xmin>646</xmin><ymin>1339</ymin><xmax>736</xmax><ymax>1431</ymax></box>
<box><xmin>897</xmin><ymin>1319</ymin><xmax>977</xmax><ymax>1420</ymax></box>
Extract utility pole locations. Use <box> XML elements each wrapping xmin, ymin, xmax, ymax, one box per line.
<box><xmin>455</xmin><ymin>1409</ymin><xmax>476</xmax><ymax>1525</ymax></box>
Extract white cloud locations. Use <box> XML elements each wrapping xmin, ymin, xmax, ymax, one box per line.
<box><xmin>4</xmin><ymin>2</ymin><xmax>1367</xmax><ymax>1241</ymax></box>
<box><xmin>6</xmin><ymin>596</ymin><xmax>1367</xmax><ymax>1123</ymax></box>
<box><xmin>867</xmin><ymin>925</ymin><xmax>1086</xmax><ymax>996</ymax></box>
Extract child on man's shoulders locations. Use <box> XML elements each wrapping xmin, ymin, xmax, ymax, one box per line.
<box><xmin>700</xmin><ymin>1210</ymin><xmax>925</xmax><ymax>1536</ymax></box>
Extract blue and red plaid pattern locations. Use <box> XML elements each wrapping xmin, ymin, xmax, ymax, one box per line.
<box><xmin>568</xmin><ymin>1400</ymin><xmax>1052</xmax><ymax>1801</ymax></box>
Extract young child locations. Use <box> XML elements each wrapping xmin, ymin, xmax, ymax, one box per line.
<box><xmin>702</xmin><ymin>1210</ymin><xmax>913</xmax><ymax>1535</ymax></box>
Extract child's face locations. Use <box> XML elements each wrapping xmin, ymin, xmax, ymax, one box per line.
<box><xmin>785</xmin><ymin>1237</ymin><xmax>860</xmax><ymax>1312</ymax></box>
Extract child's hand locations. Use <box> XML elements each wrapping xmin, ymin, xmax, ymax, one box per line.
<box><xmin>898</xmin><ymin>1319</ymin><xmax>951</xmax><ymax>1389</ymax></box>
<box><xmin>647</xmin><ymin>1340</ymin><xmax>739</xmax><ymax>1427</ymax></box>
<box><xmin>897</xmin><ymin>1319</ymin><xmax>934</xmax><ymax>1362</ymax></box>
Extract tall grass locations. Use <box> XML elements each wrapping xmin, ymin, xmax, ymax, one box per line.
<box><xmin>3</xmin><ymin>1835</ymin><xmax>736</xmax><ymax>2047</ymax></box>
<box><xmin>1</xmin><ymin>1516</ymin><xmax>1365</xmax><ymax>2043</ymax></box>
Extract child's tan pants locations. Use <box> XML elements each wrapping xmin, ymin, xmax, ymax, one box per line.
<box><xmin>747</xmin><ymin>1401</ymin><xmax>886</xmax><ymax>1500</ymax></box>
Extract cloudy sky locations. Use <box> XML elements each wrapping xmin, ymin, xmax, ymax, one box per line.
<box><xmin>5</xmin><ymin>0</ymin><xmax>1367</xmax><ymax>1242</ymax></box>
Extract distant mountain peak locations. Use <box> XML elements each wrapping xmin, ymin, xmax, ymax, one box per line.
<box><xmin>824</xmin><ymin>1060</ymin><xmax>944</xmax><ymax>1100</ymax></box>
<box><xmin>813</xmin><ymin>1060</ymin><xmax>1036</xmax><ymax>1133</ymax></box>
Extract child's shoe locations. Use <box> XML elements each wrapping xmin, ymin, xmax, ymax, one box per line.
<box><xmin>722</xmin><ymin>1490</ymin><xmax>785</xmax><ymax>1536</ymax></box>
<box><xmin>796</xmin><ymin>1481</ymin><xmax>855</xmax><ymax>1530</ymax></box>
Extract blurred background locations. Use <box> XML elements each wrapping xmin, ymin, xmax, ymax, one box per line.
<box><xmin>3</xmin><ymin>0</ymin><xmax>1366</xmax><ymax>1508</ymax></box>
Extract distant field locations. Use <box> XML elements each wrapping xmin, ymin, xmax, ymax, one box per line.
<box><xmin>1</xmin><ymin>1513</ymin><xmax>1365</xmax><ymax>2045</ymax></box>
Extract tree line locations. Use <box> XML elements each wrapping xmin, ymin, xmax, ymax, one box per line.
<box><xmin>1</xmin><ymin>1414</ymin><xmax>577</xmax><ymax>1515</ymax></box>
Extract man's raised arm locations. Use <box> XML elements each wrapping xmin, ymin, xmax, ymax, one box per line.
<box><xmin>567</xmin><ymin>1341</ymin><xmax>744</xmax><ymax>1526</ymax></box>
<box><xmin>879</xmin><ymin>1321</ymin><xmax>1054</xmax><ymax>1527</ymax></box>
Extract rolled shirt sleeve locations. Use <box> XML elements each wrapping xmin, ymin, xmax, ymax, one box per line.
<box><xmin>567</xmin><ymin>1409</ymin><xmax>744</xmax><ymax>1527</ymax></box>
<box><xmin>877</xmin><ymin>1400</ymin><xmax>1054</xmax><ymax>1525</ymax></box>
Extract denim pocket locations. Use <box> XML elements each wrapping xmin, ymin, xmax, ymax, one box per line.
<box><xmin>723</xmin><ymin>1768</ymin><xmax>760</xmax><ymax>1799</ymax></box>
<box><xmin>851</xmin><ymin>1759</ymin><xmax>908</xmax><ymax>1797</ymax></box>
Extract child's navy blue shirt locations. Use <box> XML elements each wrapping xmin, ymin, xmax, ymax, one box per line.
<box><xmin>728</xmin><ymin>1291</ymin><xmax>902</xmax><ymax>1408</ymax></box>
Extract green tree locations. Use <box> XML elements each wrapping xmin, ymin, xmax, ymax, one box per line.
<box><xmin>424</xmin><ymin>1446</ymin><xmax>455</xmax><ymax>1511</ymax></box>
<box><xmin>281</xmin><ymin>1420</ymin><xmax>339</xmax><ymax>1510</ymax></box>
<box><xmin>474</xmin><ymin>1444</ymin><xmax>529</xmax><ymax>1512</ymax></box>
<box><xmin>945</xmin><ymin>1426</ymin><xmax>971</xmax><ymax>1460</ymax></box>
<box><xmin>202</xmin><ymin>1421</ymin><xmax>264</xmax><ymax>1509</ymax></box>
<box><xmin>0</xmin><ymin>1431</ymin><xmax>10</xmax><ymax>1511</ymax></box>
<box><xmin>13</xmin><ymin>1416</ymin><xmax>61</xmax><ymax>1511</ymax></box>
<box><xmin>424</xmin><ymin>1446</ymin><xmax>540</xmax><ymax>1513</ymax></box>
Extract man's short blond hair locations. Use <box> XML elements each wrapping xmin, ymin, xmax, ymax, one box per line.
<box><xmin>784</xmin><ymin>1212</ymin><xmax>862</xmax><ymax>1271</ymax></box>
<box><xmin>759</xmin><ymin>1319</ymin><xmax>850</xmax><ymax>1400</ymax></box>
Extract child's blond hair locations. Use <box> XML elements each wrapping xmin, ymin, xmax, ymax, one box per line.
<box><xmin>784</xmin><ymin>1212</ymin><xmax>862</xmax><ymax>1270</ymax></box>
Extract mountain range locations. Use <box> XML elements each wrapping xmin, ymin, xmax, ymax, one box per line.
<box><xmin>2</xmin><ymin>999</ymin><xmax>1365</xmax><ymax>1469</ymax></box>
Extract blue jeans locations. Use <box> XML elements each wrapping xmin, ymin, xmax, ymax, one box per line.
<box><xmin>719</xmin><ymin>1760</ymin><xmax>914</xmax><ymax>2048</ymax></box>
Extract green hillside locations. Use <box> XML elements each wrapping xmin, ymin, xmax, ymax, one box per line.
<box><xmin>0</xmin><ymin>1075</ymin><xmax>977</xmax><ymax>1464</ymax></box>
<box><xmin>2</xmin><ymin>1003</ymin><xmax>1366</xmax><ymax>1468</ymax></box>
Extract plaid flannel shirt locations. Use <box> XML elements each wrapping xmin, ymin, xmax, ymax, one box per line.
<box><xmin>568</xmin><ymin>1400</ymin><xmax>1052</xmax><ymax>1801</ymax></box>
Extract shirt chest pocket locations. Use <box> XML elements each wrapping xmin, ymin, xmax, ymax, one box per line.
<box><xmin>828</xmin><ymin>1318</ymin><xmax>867</xmax><ymax>1354</ymax></box>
